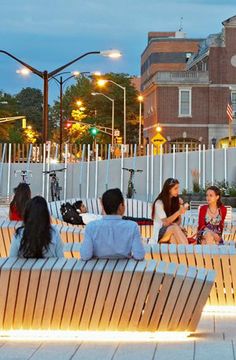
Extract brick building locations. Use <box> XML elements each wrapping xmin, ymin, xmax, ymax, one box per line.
<box><xmin>142</xmin><ymin>16</ymin><xmax>236</xmax><ymax>151</ymax></box>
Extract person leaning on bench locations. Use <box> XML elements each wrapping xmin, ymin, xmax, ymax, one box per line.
<box><xmin>80</xmin><ymin>188</ymin><xmax>145</xmax><ymax>261</ymax></box>
<box><xmin>9</xmin><ymin>196</ymin><xmax>64</xmax><ymax>258</ymax></box>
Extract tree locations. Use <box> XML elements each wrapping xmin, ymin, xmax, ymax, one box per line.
<box><xmin>51</xmin><ymin>73</ymin><xmax>140</xmax><ymax>144</ymax></box>
<box><xmin>16</xmin><ymin>88</ymin><xmax>43</xmax><ymax>134</ymax></box>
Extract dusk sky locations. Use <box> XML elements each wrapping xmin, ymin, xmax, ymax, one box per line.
<box><xmin>0</xmin><ymin>0</ymin><xmax>235</xmax><ymax>103</ymax></box>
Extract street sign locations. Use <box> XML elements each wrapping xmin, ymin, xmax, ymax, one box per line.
<box><xmin>151</xmin><ymin>132</ymin><xmax>167</xmax><ymax>147</ymax></box>
<box><xmin>114</xmin><ymin>129</ymin><xmax>120</xmax><ymax>137</ymax></box>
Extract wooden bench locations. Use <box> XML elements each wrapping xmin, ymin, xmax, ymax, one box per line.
<box><xmin>48</xmin><ymin>198</ymin><xmax>152</xmax><ymax>220</ymax></box>
<box><xmin>66</xmin><ymin>243</ymin><xmax>236</xmax><ymax>307</ymax></box>
<box><xmin>0</xmin><ymin>257</ymin><xmax>215</xmax><ymax>332</ymax></box>
<box><xmin>0</xmin><ymin>221</ymin><xmax>84</xmax><ymax>257</ymax></box>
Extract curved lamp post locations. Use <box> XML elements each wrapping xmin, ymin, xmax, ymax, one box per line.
<box><xmin>91</xmin><ymin>92</ymin><xmax>115</xmax><ymax>146</ymax></box>
<box><xmin>0</xmin><ymin>49</ymin><xmax>122</xmax><ymax>142</ymax></box>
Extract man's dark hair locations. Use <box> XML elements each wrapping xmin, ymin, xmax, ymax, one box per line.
<box><xmin>102</xmin><ymin>188</ymin><xmax>124</xmax><ymax>215</ymax></box>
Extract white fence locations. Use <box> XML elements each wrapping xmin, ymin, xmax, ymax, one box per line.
<box><xmin>0</xmin><ymin>143</ymin><xmax>235</xmax><ymax>202</ymax></box>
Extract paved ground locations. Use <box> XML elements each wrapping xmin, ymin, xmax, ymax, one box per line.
<box><xmin>0</xmin><ymin>312</ymin><xmax>235</xmax><ymax>360</ymax></box>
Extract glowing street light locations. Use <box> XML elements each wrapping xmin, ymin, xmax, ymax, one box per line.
<box><xmin>1</xmin><ymin>48</ymin><xmax>122</xmax><ymax>142</ymax></box>
<box><xmin>16</xmin><ymin>68</ymin><xmax>31</xmax><ymax>76</ymax></box>
<box><xmin>156</xmin><ymin>124</ymin><xmax>162</xmax><ymax>132</ymax></box>
<box><xmin>76</xmin><ymin>100</ymin><xmax>83</xmax><ymax>107</ymax></box>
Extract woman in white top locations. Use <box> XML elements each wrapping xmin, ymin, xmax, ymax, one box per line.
<box><xmin>10</xmin><ymin>196</ymin><xmax>64</xmax><ymax>258</ymax></box>
<box><xmin>152</xmin><ymin>178</ymin><xmax>188</xmax><ymax>244</ymax></box>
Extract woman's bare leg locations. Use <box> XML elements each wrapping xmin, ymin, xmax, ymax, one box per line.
<box><xmin>202</xmin><ymin>231</ymin><xmax>215</xmax><ymax>244</ymax></box>
<box><xmin>160</xmin><ymin>224</ymin><xmax>188</xmax><ymax>244</ymax></box>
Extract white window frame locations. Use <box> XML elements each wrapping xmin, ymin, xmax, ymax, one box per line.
<box><xmin>178</xmin><ymin>88</ymin><xmax>192</xmax><ymax>117</ymax></box>
<box><xmin>231</xmin><ymin>91</ymin><xmax>236</xmax><ymax>115</ymax></box>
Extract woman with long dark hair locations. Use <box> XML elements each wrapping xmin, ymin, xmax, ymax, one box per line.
<box><xmin>9</xmin><ymin>183</ymin><xmax>31</xmax><ymax>221</ymax></box>
<box><xmin>10</xmin><ymin>196</ymin><xmax>64</xmax><ymax>258</ymax></box>
<box><xmin>152</xmin><ymin>178</ymin><xmax>188</xmax><ymax>244</ymax></box>
<box><xmin>197</xmin><ymin>186</ymin><xmax>227</xmax><ymax>244</ymax></box>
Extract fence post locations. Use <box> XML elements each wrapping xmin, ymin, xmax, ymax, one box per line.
<box><xmin>172</xmin><ymin>144</ymin><xmax>176</xmax><ymax>178</ymax></box>
<box><xmin>42</xmin><ymin>143</ymin><xmax>46</xmax><ymax>197</ymax></box>
<box><xmin>63</xmin><ymin>144</ymin><xmax>68</xmax><ymax>202</ymax></box>
<box><xmin>203</xmin><ymin>144</ymin><xmax>206</xmax><ymax>189</ymax></box>
<box><xmin>7</xmin><ymin>143</ymin><xmax>12</xmax><ymax>199</ymax></box>
<box><xmin>120</xmin><ymin>145</ymin><xmax>124</xmax><ymax>193</ymax></box>
<box><xmin>198</xmin><ymin>144</ymin><xmax>201</xmax><ymax>188</ymax></box>
<box><xmin>150</xmin><ymin>144</ymin><xmax>154</xmax><ymax>202</ymax></box>
<box><xmin>95</xmin><ymin>143</ymin><xmax>99</xmax><ymax>198</ymax></box>
<box><xmin>79</xmin><ymin>144</ymin><xmax>85</xmax><ymax>198</ymax></box>
<box><xmin>46</xmin><ymin>142</ymin><xmax>51</xmax><ymax>202</ymax></box>
<box><xmin>185</xmin><ymin>144</ymin><xmax>189</xmax><ymax>191</ymax></box>
<box><xmin>159</xmin><ymin>144</ymin><xmax>163</xmax><ymax>192</ymax></box>
<box><xmin>105</xmin><ymin>144</ymin><xmax>111</xmax><ymax>191</ymax></box>
<box><xmin>224</xmin><ymin>147</ymin><xmax>227</xmax><ymax>185</ymax></box>
<box><xmin>211</xmin><ymin>144</ymin><xmax>214</xmax><ymax>185</ymax></box>
<box><xmin>146</xmin><ymin>144</ymin><xmax>150</xmax><ymax>201</ymax></box>
<box><xmin>86</xmin><ymin>144</ymin><xmax>91</xmax><ymax>198</ymax></box>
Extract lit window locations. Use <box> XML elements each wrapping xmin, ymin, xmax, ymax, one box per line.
<box><xmin>179</xmin><ymin>88</ymin><xmax>192</xmax><ymax>117</ymax></box>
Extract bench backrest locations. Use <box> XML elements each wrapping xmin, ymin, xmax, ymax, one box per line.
<box><xmin>48</xmin><ymin>198</ymin><xmax>152</xmax><ymax>220</ymax></box>
<box><xmin>0</xmin><ymin>257</ymin><xmax>215</xmax><ymax>332</ymax></box>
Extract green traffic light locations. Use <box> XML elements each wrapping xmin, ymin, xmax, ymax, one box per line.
<box><xmin>89</xmin><ymin>127</ymin><xmax>99</xmax><ymax>136</ymax></box>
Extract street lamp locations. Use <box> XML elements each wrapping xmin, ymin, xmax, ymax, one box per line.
<box><xmin>91</xmin><ymin>92</ymin><xmax>115</xmax><ymax>146</ymax></box>
<box><xmin>156</xmin><ymin>124</ymin><xmax>162</xmax><ymax>133</ymax></box>
<box><xmin>97</xmin><ymin>78</ymin><xmax>127</xmax><ymax>144</ymax></box>
<box><xmin>138</xmin><ymin>95</ymin><xmax>144</xmax><ymax>146</ymax></box>
<box><xmin>0</xmin><ymin>49</ymin><xmax>122</xmax><ymax>142</ymax></box>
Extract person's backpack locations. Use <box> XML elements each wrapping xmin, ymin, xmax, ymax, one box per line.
<box><xmin>60</xmin><ymin>202</ymin><xmax>84</xmax><ymax>225</ymax></box>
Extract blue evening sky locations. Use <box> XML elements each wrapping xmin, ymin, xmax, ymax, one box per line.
<box><xmin>0</xmin><ymin>0</ymin><xmax>235</xmax><ymax>103</ymax></box>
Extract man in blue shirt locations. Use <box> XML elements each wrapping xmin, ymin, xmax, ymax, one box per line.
<box><xmin>80</xmin><ymin>188</ymin><xmax>145</xmax><ymax>260</ymax></box>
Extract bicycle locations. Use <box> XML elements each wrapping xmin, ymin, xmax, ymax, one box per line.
<box><xmin>122</xmin><ymin>168</ymin><xmax>143</xmax><ymax>198</ymax></box>
<box><xmin>43</xmin><ymin>168</ymin><xmax>66</xmax><ymax>201</ymax></box>
<box><xmin>14</xmin><ymin>169</ymin><xmax>32</xmax><ymax>185</ymax></box>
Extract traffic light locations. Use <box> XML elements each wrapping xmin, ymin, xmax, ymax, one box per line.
<box><xmin>116</xmin><ymin>136</ymin><xmax>122</xmax><ymax>144</ymax></box>
<box><xmin>64</xmin><ymin>122</ymin><xmax>72</xmax><ymax>130</ymax></box>
<box><xmin>89</xmin><ymin>127</ymin><xmax>99</xmax><ymax>136</ymax></box>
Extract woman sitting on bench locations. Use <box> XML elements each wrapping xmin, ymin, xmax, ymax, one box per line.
<box><xmin>10</xmin><ymin>196</ymin><xmax>64</xmax><ymax>258</ymax></box>
<box><xmin>197</xmin><ymin>186</ymin><xmax>226</xmax><ymax>245</ymax></box>
<box><xmin>9</xmin><ymin>183</ymin><xmax>31</xmax><ymax>221</ymax></box>
<box><xmin>152</xmin><ymin>178</ymin><xmax>188</xmax><ymax>244</ymax></box>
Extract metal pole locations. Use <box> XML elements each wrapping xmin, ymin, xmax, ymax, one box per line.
<box><xmin>159</xmin><ymin>144</ymin><xmax>163</xmax><ymax>192</ymax></box>
<box><xmin>211</xmin><ymin>144</ymin><xmax>214</xmax><ymax>185</ymax></box>
<box><xmin>79</xmin><ymin>144</ymin><xmax>85</xmax><ymax>198</ymax></box>
<box><xmin>203</xmin><ymin>144</ymin><xmax>206</xmax><ymax>189</ymax></box>
<box><xmin>42</xmin><ymin>143</ymin><xmax>46</xmax><ymax>197</ymax></box>
<box><xmin>63</xmin><ymin>143</ymin><xmax>68</xmax><ymax>202</ymax></box>
<box><xmin>172</xmin><ymin>144</ymin><xmax>176</xmax><ymax>178</ymax></box>
<box><xmin>0</xmin><ymin>144</ymin><xmax>6</xmax><ymax>196</ymax></box>
<box><xmin>59</xmin><ymin>76</ymin><xmax>63</xmax><ymax>161</ymax></box>
<box><xmin>7</xmin><ymin>143</ymin><xmax>11</xmax><ymax>199</ymax></box>
<box><xmin>124</xmin><ymin>87</ymin><xmax>126</xmax><ymax>145</ymax></box>
<box><xmin>43</xmin><ymin>71</ymin><xmax>49</xmax><ymax>142</ymax></box>
<box><xmin>224</xmin><ymin>147</ymin><xmax>227</xmax><ymax>185</ymax></box>
<box><xmin>198</xmin><ymin>144</ymin><xmax>201</xmax><ymax>188</ymax></box>
<box><xmin>120</xmin><ymin>145</ymin><xmax>124</xmax><ymax>193</ymax></box>
<box><xmin>139</xmin><ymin>101</ymin><xmax>142</xmax><ymax>146</ymax></box>
<box><xmin>95</xmin><ymin>144</ymin><xmax>99</xmax><ymax>198</ymax></box>
<box><xmin>185</xmin><ymin>144</ymin><xmax>188</xmax><ymax>191</ymax></box>
<box><xmin>105</xmin><ymin>144</ymin><xmax>111</xmax><ymax>190</ymax></box>
<box><xmin>46</xmin><ymin>142</ymin><xmax>51</xmax><ymax>202</ymax></box>
<box><xmin>151</xmin><ymin>144</ymin><xmax>154</xmax><ymax>201</ymax></box>
<box><xmin>111</xmin><ymin>100</ymin><xmax>115</xmax><ymax>147</ymax></box>
<box><xmin>86</xmin><ymin>144</ymin><xmax>90</xmax><ymax>198</ymax></box>
<box><xmin>146</xmin><ymin>144</ymin><xmax>150</xmax><ymax>201</ymax></box>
